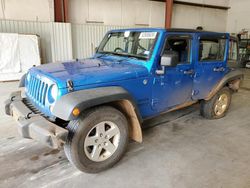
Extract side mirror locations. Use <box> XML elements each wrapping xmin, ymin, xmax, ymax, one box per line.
<box><xmin>156</xmin><ymin>51</ymin><xmax>179</xmax><ymax>75</ymax></box>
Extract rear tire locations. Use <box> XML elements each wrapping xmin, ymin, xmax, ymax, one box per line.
<box><xmin>200</xmin><ymin>87</ymin><xmax>232</xmax><ymax>119</ymax></box>
<box><xmin>64</xmin><ymin>106</ymin><xmax>129</xmax><ymax>173</ymax></box>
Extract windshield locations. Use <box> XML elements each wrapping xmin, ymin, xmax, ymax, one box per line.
<box><xmin>97</xmin><ymin>31</ymin><xmax>158</xmax><ymax>60</ymax></box>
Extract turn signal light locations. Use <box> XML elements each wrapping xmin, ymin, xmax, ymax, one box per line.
<box><xmin>72</xmin><ymin>108</ymin><xmax>80</xmax><ymax>117</ymax></box>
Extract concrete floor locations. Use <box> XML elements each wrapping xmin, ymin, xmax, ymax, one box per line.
<box><xmin>1</xmin><ymin>69</ymin><xmax>250</xmax><ymax>188</ymax></box>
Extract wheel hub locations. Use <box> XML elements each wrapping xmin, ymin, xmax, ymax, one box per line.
<box><xmin>214</xmin><ymin>93</ymin><xmax>228</xmax><ymax>116</ymax></box>
<box><xmin>84</xmin><ymin>121</ymin><xmax>120</xmax><ymax>162</ymax></box>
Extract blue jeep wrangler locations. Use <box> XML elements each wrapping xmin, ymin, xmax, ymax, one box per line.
<box><xmin>5</xmin><ymin>28</ymin><xmax>243</xmax><ymax>173</ymax></box>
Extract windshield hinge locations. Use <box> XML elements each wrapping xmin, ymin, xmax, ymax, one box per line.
<box><xmin>67</xmin><ymin>79</ymin><xmax>74</xmax><ymax>92</ymax></box>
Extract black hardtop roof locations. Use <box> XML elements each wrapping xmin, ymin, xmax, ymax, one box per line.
<box><xmin>110</xmin><ymin>28</ymin><xmax>228</xmax><ymax>35</ymax></box>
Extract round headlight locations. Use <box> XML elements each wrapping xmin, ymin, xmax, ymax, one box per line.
<box><xmin>48</xmin><ymin>84</ymin><xmax>58</xmax><ymax>103</ymax></box>
<box><xmin>51</xmin><ymin>84</ymin><xmax>58</xmax><ymax>100</ymax></box>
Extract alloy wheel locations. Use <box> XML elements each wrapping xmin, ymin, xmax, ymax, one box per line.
<box><xmin>214</xmin><ymin>93</ymin><xmax>229</xmax><ymax>116</ymax></box>
<box><xmin>84</xmin><ymin>121</ymin><xmax>121</xmax><ymax>162</ymax></box>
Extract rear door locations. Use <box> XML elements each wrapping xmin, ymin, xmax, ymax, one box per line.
<box><xmin>192</xmin><ymin>33</ymin><xmax>229</xmax><ymax>99</ymax></box>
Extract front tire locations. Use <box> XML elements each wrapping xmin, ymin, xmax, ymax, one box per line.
<box><xmin>200</xmin><ymin>87</ymin><xmax>232</xmax><ymax>119</ymax></box>
<box><xmin>64</xmin><ymin>106</ymin><xmax>129</xmax><ymax>173</ymax></box>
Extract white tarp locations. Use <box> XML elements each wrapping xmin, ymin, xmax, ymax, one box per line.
<box><xmin>0</xmin><ymin>33</ymin><xmax>41</xmax><ymax>81</ymax></box>
<box><xmin>19</xmin><ymin>34</ymin><xmax>40</xmax><ymax>72</ymax></box>
<box><xmin>0</xmin><ymin>33</ymin><xmax>21</xmax><ymax>74</ymax></box>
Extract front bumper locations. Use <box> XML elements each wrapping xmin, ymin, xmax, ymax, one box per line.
<box><xmin>5</xmin><ymin>91</ymin><xmax>68</xmax><ymax>149</ymax></box>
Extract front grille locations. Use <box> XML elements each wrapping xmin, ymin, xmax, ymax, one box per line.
<box><xmin>26</xmin><ymin>75</ymin><xmax>48</xmax><ymax>106</ymax></box>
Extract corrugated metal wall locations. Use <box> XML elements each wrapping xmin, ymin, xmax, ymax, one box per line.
<box><xmin>50</xmin><ymin>22</ymin><xmax>73</xmax><ymax>62</ymax></box>
<box><xmin>0</xmin><ymin>20</ymin><xmax>73</xmax><ymax>63</ymax></box>
<box><xmin>0</xmin><ymin>20</ymin><xmax>138</xmax><ymax>63</ymax></box>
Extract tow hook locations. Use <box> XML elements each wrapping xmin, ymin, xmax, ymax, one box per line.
<box><xmin>11</xmin><ymin>96</ymin><xmax>16</xmax><ymax>101</ymax></box>
<box><xmin>26</xmin><ymin>112</ymin><xmax>33</xmax><ymax>119</ymax></box>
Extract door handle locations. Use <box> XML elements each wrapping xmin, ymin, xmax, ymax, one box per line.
<box><xmin>183</xmin><ymin>69</ymin><xmax>194</xmax><ymax>75</ymax></box>
<box><xmin>213</xmin><ymin>67</ymin><xmax>225</xmax><ymax>72</ymax></box>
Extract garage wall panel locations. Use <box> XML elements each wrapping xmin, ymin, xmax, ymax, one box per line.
<box><xmin>227</xmin><ymin>0</ymin><xmax>250</xmax><ymax>33</ymax></box>
<box><xmin>0</xmin><ymin>0</ymin><xmax>54</xmax><ymax>22</ymax></box>
<box><xmin>50</xmin><ymin>22</ymin><xmax>73</xmax><ymax>61</ymax></box>
<box><xmin>172</xmin><ymin>4</ymin><xmax>227</xmax><ymax>32</ymax></box>
<box><xmin>68</xmin><ymin>0</ymin><xmax>165</xmax><ymax>28</ymax></box>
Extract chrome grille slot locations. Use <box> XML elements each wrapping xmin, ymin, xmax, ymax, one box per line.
<box><xmin>29</xmin><ymin>76</ymin><xmax>35</xmax><ymax>97</ymax></box>
<box><xmin>34</xmin><ymin>79</ymin><xmax>39</xmax><ymax>101</ymax></box>
<box><xmin>39</xmin><ymin>82</ymin><xmax>44</xmax><ymax>103</ymax></box>
<box><xmin>37</xmin><ymin>80</ymin><xmax>41</xmax><ymax>102</ymax></box>
<box><xmin>43</xmin><ymin>84</ymin><xmax>48</xmax><ymax>105</ymax></box>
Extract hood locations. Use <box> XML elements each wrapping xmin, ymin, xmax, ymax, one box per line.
<box><xmin>31</xmin><ymin>58</ymin><xmax>149</xmax><ymax>88</ymax></box>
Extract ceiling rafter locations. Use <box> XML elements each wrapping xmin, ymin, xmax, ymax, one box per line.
<box><xmin>150</xmin><ymin>0</ymin><xmax>230</xmax><ymax>10</ymax></box>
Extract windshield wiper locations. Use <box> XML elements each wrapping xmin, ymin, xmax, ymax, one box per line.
<box><xmin>97</xmin><ymin>51</ymin><xmax>148</xmax><ymax>61</ymax></box>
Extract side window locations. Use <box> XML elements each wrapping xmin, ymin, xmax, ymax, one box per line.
<box><xmin>163</xmin><ymin>36</ymin><xmax>191</xmax><ymax>65</ymax></box>
<box><xmin>199</xmin><ymin>38</ymin><xmax>226</xmax><ymax>62</ymax></box>
<box><xmin>228</xmin><ymin>39</ymin><xmax>238</xmax><ymax>61</ymax></box>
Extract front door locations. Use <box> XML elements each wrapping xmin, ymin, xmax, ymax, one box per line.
<box><xmin>192</xmin><ymin>34</ymin><xmax>228</xmax><ymax>100</ymax></box>
<box><xmin>152</xmin><ymin>34</ymin><xmax>194</xmax><ymax>113</ymax></box>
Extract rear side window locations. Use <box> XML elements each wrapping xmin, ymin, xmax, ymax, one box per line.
<box><xmin>228</xmin><ymin>39</ymin><xmax>238</xmax><ymax>61</ymax></box>
<box><xmin>199</xmin><ymin>38</ymin><xmax>226</xmax><ymax>62</ymax></box>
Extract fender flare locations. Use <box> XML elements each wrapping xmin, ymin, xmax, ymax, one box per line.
<box><xmin>52</xmin><ymin>86</ymin><xmax>143</xmax><ymax>142</ymax></box>
<box><xmin>19</xmin><ymin>73</ymin><xmax>26</xmax><ymax>88</ymax></box>
<box><xmin>205</xmin><ymin>69</ymin><xmax>244</xmax><ymax>101</ymax></box>
<box><xmin>52</xmin><ymin>86</ymin><xmax>142</xmax><ymax>122</ymax></box>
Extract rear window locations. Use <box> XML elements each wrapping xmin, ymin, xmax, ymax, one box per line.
<box><xmin>199</xmin><ymin>38</ymin><xmax>226</xmax><ymax>62</ymax></box>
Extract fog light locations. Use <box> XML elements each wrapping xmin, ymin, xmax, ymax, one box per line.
<box><xmin>72</xmin><ymin>108</ymin><xmax>80</xmax><ymax>117</ymax></box>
